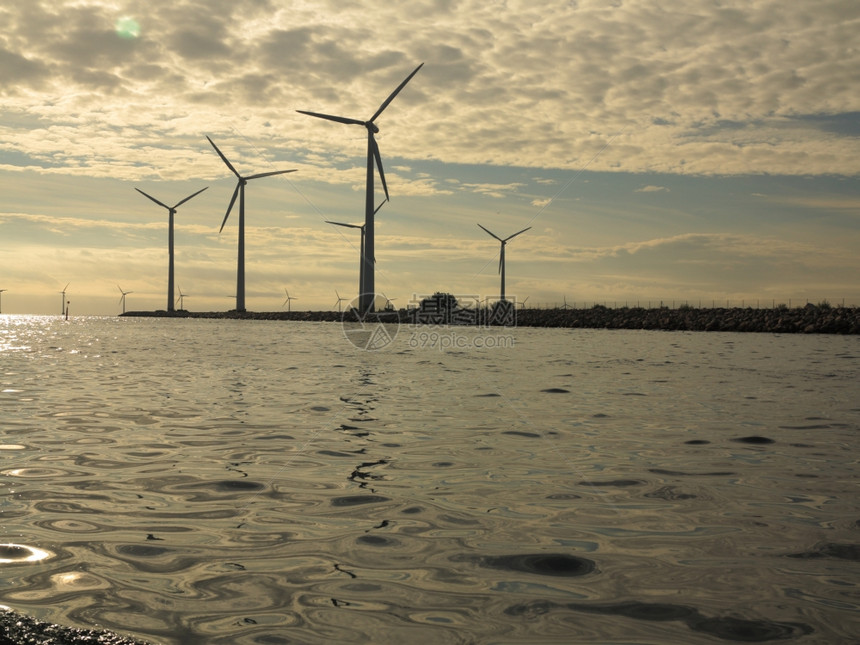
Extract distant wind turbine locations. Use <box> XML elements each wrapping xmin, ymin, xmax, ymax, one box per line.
<box><xmin>207</xmin><ymin>136</ymin><xmax>296</xmax><ymax>312</ymax></box>
<box><xmin>477</xmin><ymin>224</ymin><xmax>531</xmax><ymax>302</ymax></box>
<box><xmin>299</xmin><ymin>63</ymin><xmax>424</xmax><ymax>313</ymax></box>
<box><xmin>59</xmin><ymin>283</ymin><xmax>69</xmax><ymax>316</ymax></box>
<box><xmin>334</xmin><ymin>290</ymin><xmax>347</xmax><ymax>313</ymax></box>
<box><xmin>176</xmin><ymin>287</ymin><xmax>188</xmax><ymax>310</ymax></box>
<box><xmin>282</xmin><ymin>289</ymin><xmax>296</xmax><ymax>312</ymax></box>
<box><xmin>0</xmin><ymin>288</ymin><xmax>6</xmax><ymax>314</ymax></box>
<box><xmin>518</xmin><ymin>295</ymin><xmax>530</xmax><ymax>310</ymax></box>
<box><xmin>326</xmin><ymin>220</ymin><xmax>369</xmax><ymax>303</ymax></box>
<box><xmin>135</xmin><ymin>186</ymin><xmax>208</xmax><ymax>312</ymax></box>
<box><xmin>560</xmin><ymin>295</ymin><xmax>571</xmax><ymax>310</ymax></box>
<box><xmin>117</xmin><ymin>285</ymin><xmax>133</xmax><ymax>314</ymax></box>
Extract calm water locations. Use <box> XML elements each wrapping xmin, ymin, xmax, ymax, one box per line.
<box><xmin>1</xmin><ymin>316</ymin><xmax>858</xmax><ymax>644</ymax></box>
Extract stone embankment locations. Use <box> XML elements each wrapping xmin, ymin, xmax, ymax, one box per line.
<box><xmin>123</xmin><ymin>304</ymin><xmax>860</xmax><ymax>334</ymax></box>
<box><xmin>123</xmin><ymin>309</ymin><xmax>346</xmax><ymax>322</ymax></box>
<box><xmin>515</xmin><ymin>304</ymin><xmax>860</xmax><ymax>334</ymax></box>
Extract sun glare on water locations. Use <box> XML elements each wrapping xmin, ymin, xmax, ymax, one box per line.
<box><xmin>115</xmin><ymin>16</ymin><xmax>140</xmax><ymax>39</ymax></box>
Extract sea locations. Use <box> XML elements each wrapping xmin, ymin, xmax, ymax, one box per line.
<box><xmin>1</xmin><ymin>315</ymin><xmax>858</xmax><ymax>644</ymax></box>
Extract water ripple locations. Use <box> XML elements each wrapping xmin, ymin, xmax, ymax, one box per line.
<box><xmin>0</xmin><ymin>320</ymin><xmax>856</xmax><ymax>644</ymax></box>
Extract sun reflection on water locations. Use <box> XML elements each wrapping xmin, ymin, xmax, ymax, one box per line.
<box><xmin>0</xmin><ymin>544</ymin><xmax>52</xmax><ymax>564</ymax></box>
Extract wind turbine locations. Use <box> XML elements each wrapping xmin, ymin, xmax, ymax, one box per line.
<box><xmin>59</xmin><ymin>283</ymin><xmax>69</xmax><ymax>316</ymax></box>
<box><xmin>207</xmin><ymin>136</ymin><xmax>296</xmax><ymax>312</ymax></box>
<box><xmin>326</xmin><ymin>220</ymin><xmax>368</xmax><ymax>302</ymax></box>
<box><xmin>298</xmin><ymin>62</ymin><xmax>424</xmax><ymax>313</ymax></box>
<box><xmin>518</xmin><ymin>295</ymin><xmax>530</xmax><ymax>310</ymax></box>
<box><xmin>282</xmin><ymin>289</ymin><xmax>296</xmax><ymax>312</ymax></box>
<box><xmin>117</xmin><ymin>285</ymin><xmax>133</xmax><ymax>314</ymax></box>
<box><xmin>0</xmin><ymin>288</ymin><xmax>6</xmax><ymax>314</ymax></box>
<box><xmin>477</xmin><ymin>224</ymin><xmax>531</xmax><ymax>302</ymax></box>
<box><xmin>334</xmin><ymin>290</ymin><xmax>347</xmax><ymax>313</ymax></box>
<box><xmin>135</xmin><ymin>186</ymin><xmax>208</xmax><ymax>312</ymax></box>
<box><xmin>176</xmin><ymin>287</ymin><xmax>188</xmax><ymax>311</ymax></box>
<box><xmin>560</xmin><ymin>295</ymin><xmax>571</xmax><ymax>310</ymax></box>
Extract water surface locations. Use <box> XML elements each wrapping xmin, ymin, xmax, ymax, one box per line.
<box><xmin>1</xmin><ymin>316</ymin><xmax>858</xmax><ymax>643</ymax></box>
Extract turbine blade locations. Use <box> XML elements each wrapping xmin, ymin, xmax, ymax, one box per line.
<box><xmin>172</xmin><ymin>186</ymin><xmax>209</xmax><ymax>209</ymax></box>
<box><xmin>504</xmin><ymin>226</ymin><xmax>532</xmax><ymax>242</ymax></box>
<box><xmin>371</xmin><ymin>137</ymin><xmax>389</xmax><ymax>201</ymax></box>
<box><xmin>246</xmin><ymin>169</ymin><xmax>296</xmax><ymax>180</ymax></box>
<box><xmin>117</xmin><ymin>284</ymin><xmax>123</xmax><ymax>294</ymax></box>
<box><xmin>206</xmin><ymin>136</ymin><xmax>241</xmax><ymax>179</ymax></box>
<box><xmin>369</xmin><ymin>62</ymin><xmax>424</xmax><ymax>123</ymax></box>
<box><xmin>135</xmin><ymin>188</ymin><xmax>169</xmax><ymax>210</ymax></box>
<box><xmin>326</xmin><ymin>220</ymin><xmax>362</xmax><ymax>229</ymax></box>
<box><xmin>297</xmin><ymin>110</ymin><xmax>365</xmax><ymax>127</ymax></box>
<box><xmin>220</xmin><ymin>183</ymin><xmax>240</xmax><ymax>233</ymax></box>
<box><xmin>477</xmin><ymin>223</ymin><xmax>503</xmax><ymax>242</ymax></box>
<box><xmin>373</xmin><ymin>199</ymin><xmax>387</xmax><ymax>216</ymax></box>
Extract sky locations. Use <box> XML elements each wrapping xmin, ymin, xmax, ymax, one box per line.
<box><xmin>1</xmin><ymin>0</ymin><xmax>858</xmax><ymax>315</ymax></box>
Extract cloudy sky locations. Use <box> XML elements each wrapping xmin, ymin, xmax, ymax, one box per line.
<box><xmin>1</xmin><ymin>0</ymin><xmax>858</xmax><ymax>315</ymax></box>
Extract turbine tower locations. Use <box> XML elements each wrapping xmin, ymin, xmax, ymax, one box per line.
<box><xmin>135</xmin><ymin>186</ymin><xmax>207</xmax><ymax>312</ymax></box>
<box><xmin>477</xmin><ymin>224</ymin><xmax>531</xmax><ymax>302</ymax></box>
<box><xmin>0</xmin><ymin>288</ymin><xmax>6</xmax><ymax>314</ymax></box>
<box><xmin>117</xmin><ymin>285</ymin><xmax>133</xmax><ymax>314</ymax></box>
<box><xmin>298</xmin><ymin>63</ymin><xmax>423</xmax><ymax>313</ymax></box>
<box><xmin>207</xmin><ymin>136</ymin><xmax>296</xmax><ymax>312</ymax></box>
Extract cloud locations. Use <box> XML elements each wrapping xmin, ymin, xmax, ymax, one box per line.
<box><xmin>458</xmin><ymin>182</ymin><xmax>527</xmax><ymax>199</ymax></box>
<box><xmin>635</xmin><ymin>185</ymin><xmax>669</xmax><ymax>193</ymax></box>
<box><xmin>0</xmin><ymin>0</ymin><xmax>856</xmax><ymax>179</ymax></box>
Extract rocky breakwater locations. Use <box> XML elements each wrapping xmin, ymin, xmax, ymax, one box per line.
<box><xmin>515</xmin><ymin>304</ymin><xmax>860</xmax><ymax>334</ymax></box>
<box><xmin>122</xmin><ymin>310</ymin><xmax>345</xmax><ymax>322</ymax></box>
<box><xmin>123</xmin><ymin>304</ymin><xmax>860</xmax><ymax>334</ymax></box>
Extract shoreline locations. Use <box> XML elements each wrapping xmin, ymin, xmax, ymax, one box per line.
<box><xmin>120</xmin><ymin>303</ymin><xmax>860</xmax><ymax>334</ymax></box>
<box><xmin>0</xmin><ymin>608</ymin><xmax>154</xmax><ymax>645</ymax></box>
